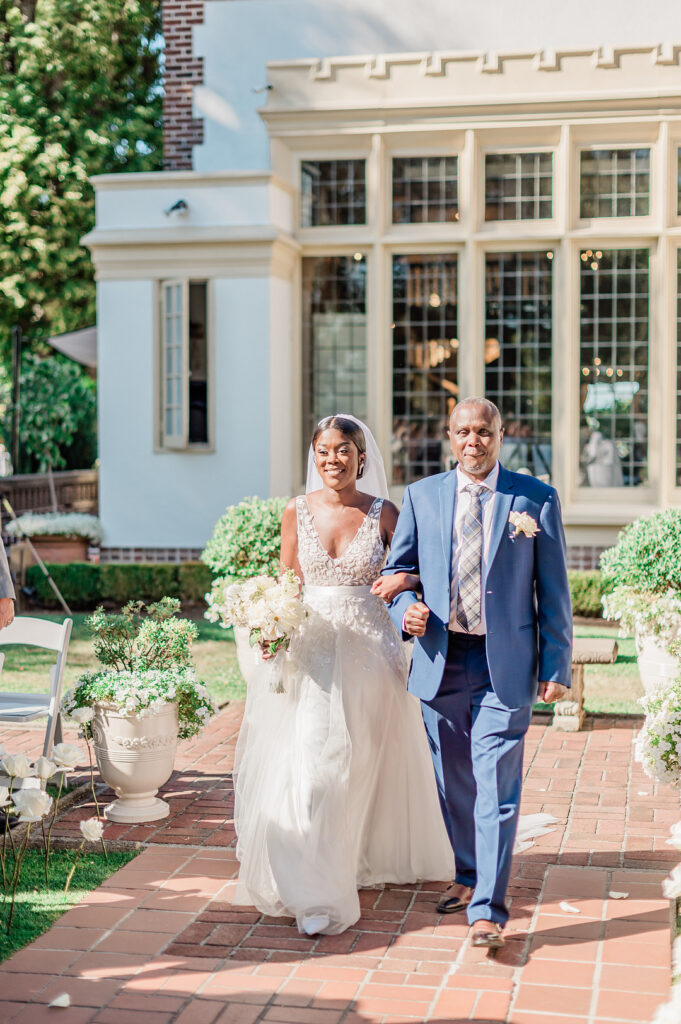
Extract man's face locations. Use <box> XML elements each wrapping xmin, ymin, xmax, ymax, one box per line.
<box><xmin>448</xmin><ymin>403</ymin><xmax>503</xmax><ymax>479</ymax></box>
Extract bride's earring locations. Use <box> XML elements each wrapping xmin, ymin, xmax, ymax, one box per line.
<box><xmin>358</xmin><ymin>459</ymin><xmax>365</xmax><ymax>479</ymax></box>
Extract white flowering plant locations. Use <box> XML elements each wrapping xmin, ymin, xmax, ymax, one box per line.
<box><xmin>636</xmin><ymin>678</ymin><xmax>681</xmax><ymax>787</ymax></box>
<box><xmin>206</xmin><ymin>569</ymin><xmax>306</xmax><ymax>657</ymax></box>
<box><xmin>61</xmin><ymin>598</ymin><xmax>217</xmax><ymax>740</ymax></box>
<box><xmin>6</xmin><ymin>512</ymin><xmax>102</xmax><ymax>543</ymax></box>
<box><xmin>602</xmin><ymin>586</ymin><xmax>681</xmax><ymax>642</ymax></box>
<box><xmin>62</xmin><ymin>667</ymin><xmax>217</xmax><ymax>741</ymax></box>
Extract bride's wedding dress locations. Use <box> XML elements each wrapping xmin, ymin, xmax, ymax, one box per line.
<box><xmin>232</xmin><ymin>495</ymin><xmax>455</xmax><ymax>934</ymax></box>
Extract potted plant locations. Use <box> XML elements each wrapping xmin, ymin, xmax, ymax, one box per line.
<box><xmin>601</xmin><ymin>509</ymin><xmax>681</xmax><ymax>692</ymax></box>
<box><xmin>202</xmin><ymin>496</ymin><xmax>288</xmax><ymax>682</ymax></box>
<box><xmin>61</xmin><ymin>598</ymin><xmax>216</xmax><ymax>823</ymax></box>
<box><xmin>6</xmin><ymin>512</ymin><xmax>102</xmax><ymax>562</ymax></box>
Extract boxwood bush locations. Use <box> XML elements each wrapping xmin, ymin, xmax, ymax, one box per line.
<box><xmin>568</xmin><ymin>569</ymin><xmax>609</xmax><ymax>619</ymax></box>
<box><xmin>201</xmin><ymin>495</ymin><xmax>288</xmax><ymax>583</ymax></box>
<box><xmin>600</xmin><ymin>508</ymin><xmax>681</xmax><ymax>594</ymax></box>
<box><xmin>26</xmin><ymin>562</ymin><xmax>213</xmax><ymax>610</ymax></box>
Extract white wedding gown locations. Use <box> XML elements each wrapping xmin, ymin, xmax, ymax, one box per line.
<box><xmin>232</xmin><ymin>496</ymin><xmax>455</xmax><ymax>934</ymax></box>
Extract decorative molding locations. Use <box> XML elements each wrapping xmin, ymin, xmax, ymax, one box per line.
<box><xmin>91</xmin><ymin>170</ymin><xmax>295</xmax><ymax>195</ymax></box>
<box><xmin>112</xmin><ymin>734</ymin><xmax>177</xmax><ymax>750</ymax></box>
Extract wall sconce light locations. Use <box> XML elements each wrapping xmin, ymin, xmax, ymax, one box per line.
<box><xmin>164</xmin><ymin>199</ymin><xmax>189</xmax><ymax>217</ymax></box>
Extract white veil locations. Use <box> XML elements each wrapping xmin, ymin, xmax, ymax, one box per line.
<box><xmin>306</xmin><ymin>414</ymin><xmax>390</xmax><ymax>499</ymax></box>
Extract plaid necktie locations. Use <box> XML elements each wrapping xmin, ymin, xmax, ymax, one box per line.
<box><xmin>455</xmin><ymin>483</ymin><xmax>486</xmax><ymax>632</ymax></box>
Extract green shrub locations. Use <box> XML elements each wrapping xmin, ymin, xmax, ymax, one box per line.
<box><xmin>26</xmin><ymin>561</ymin><xmax>214</xmax><ymax>609</ymax></box>
<box><xmin>568</xmin><ymin>570</ymin><xmax>609</xmax><ymax>618</ymax></box>
<box><xmin>26</xmin><ymin>562</ymin><xmax>102</xmax><ymax>610</ymax></box>
<box><xmin>600</xmin><ymin>509</ymin><xmax>681</xmax><ymax>594</ymax></box>
<box><xmin>100</xmin><ymin>564</ymin><xmax>178</xmax><ymax>604</ymax></box>
<box><xmin>177</xmin><ymin>562</ymin><xmax>213</xmax><ymax>601</ymax></box>
<box><xmin>201</xmin><ymin>495</ymin><xmax>288</xmax><ymax>582</ymax></box>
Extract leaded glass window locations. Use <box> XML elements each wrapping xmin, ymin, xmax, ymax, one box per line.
<box><xmin>485</xmin><ymin>252</ymin><xmax>553</xmax><ymax>479</ymax></box>
<box><xmin>302</xmin><ymin>256</ymin><xmax>367</xmax><ymax>448</ymax></box>
<box><xmin>392</xmin><ymin>255</ymin><xmax>458</xmax><ymax>484</ymax></box>
<box><xmin>580</xmin><ymin>149</ymin><xmax>650</xmax><ymax>218</ymax></box>
<box><xmin>579</xmin><ymin>248</ymin><xmax>649</xmax><ymax>487</ymax></box>
<box><xmin>300</xmin><ymin>160</ymin><xmax>366</xmax><ymax>227</ymax></box>
<box><xmin>392</xmin><ymin>157</ymin><xmax>459</xmax><ymax>224</ymax></box>
<box><xmin>484</xmin><ymin>153</ymin><xmax>553</xmax><ymax>221</ymax></box>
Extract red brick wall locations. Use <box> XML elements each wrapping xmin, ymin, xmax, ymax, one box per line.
<box><xmin>163</xmin><ymin>0</ymin><xmax>205</xmax><ymax>170</ymax></box>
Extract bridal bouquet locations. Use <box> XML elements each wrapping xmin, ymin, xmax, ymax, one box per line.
<box><xmin>206</xmin><ymin>569</ymin><xmax>306</xmax><ymax>657</ymax></box>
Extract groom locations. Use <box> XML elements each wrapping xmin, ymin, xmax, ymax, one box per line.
<box><xmin>383</xmin><ymin>398</ymin><xmax>572</xmax><ymax>948</ymax></box>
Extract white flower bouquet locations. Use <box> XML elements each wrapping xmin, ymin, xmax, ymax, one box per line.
<box><xmin>206</xmin><ymin>568</ymin><xmax>306</xmax><ymax>657</ymax></box>
<box><xmin>636</xmin><ymin>678</ymin><xmax>681</xmax><ymax>787</ymax></box>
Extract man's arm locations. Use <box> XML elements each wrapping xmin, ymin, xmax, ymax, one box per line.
<box><xmin>535</xmin><ymin>488</ymin><xmax>572</xmax><ymax>697</ymax></box>
<box><xmin>382</xmin><ymin>486</ymin><xmax>421</xmax><ymax>636</ymax></box>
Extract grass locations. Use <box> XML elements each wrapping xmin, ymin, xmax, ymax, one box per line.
<box><xmin>0</xmin><ymin>848</ymin><xmax>139</xmax><ymax>961</ymax></box>
<box><xmin>575</xmin><ymin>623</ymin><xmax>642</xmax><ymax>716</ymax></box>
<box><xmin>2</xmin><ymin>610</ymin><xmax>247</xmax><ymax>707</ymax></box>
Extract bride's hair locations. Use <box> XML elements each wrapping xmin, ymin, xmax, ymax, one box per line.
<box><xmin>312</xmin><ymin>416</ymin><xmax>367</xmax><ymax>478</ymax></box>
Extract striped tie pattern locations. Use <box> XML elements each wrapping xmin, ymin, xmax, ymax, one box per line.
<box><xmin>455</xmin><ymin>483</ymin><xmax>486</xmax><ymax>632</ymax></box>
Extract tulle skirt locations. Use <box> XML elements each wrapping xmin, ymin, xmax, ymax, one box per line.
<box><xmin>232</xmin><ymin>584</ymin><xmax>455</xmax><ymax>935</ymax></box>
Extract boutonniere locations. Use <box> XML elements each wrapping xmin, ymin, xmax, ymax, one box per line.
<box><xmin>509</xmin><ymin>510</ymin><xmax>540</xmax><ymax>539</ymax></box>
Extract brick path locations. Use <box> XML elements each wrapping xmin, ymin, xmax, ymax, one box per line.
<box><xmin>0</xmin><ymin>706</ymin><xmax>676</xmax><ymax>1024</ymax></box>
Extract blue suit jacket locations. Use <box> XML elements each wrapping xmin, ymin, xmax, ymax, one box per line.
<box><xmin>384</xmin><ymin>464</ymin><xmax>573</xmax><ymax>708</ymax></box>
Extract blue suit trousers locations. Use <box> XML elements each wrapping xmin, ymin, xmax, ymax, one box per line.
<box><xmin>420</xmin><ymin>632</ymin><xmax>532</xmax><ymax>927</ymax></box>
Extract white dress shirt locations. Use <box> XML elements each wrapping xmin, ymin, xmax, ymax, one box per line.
<box><xmin>449</xmin><ymin>462</ymin><xmax>499</xmax><ymax>635</ymax></box>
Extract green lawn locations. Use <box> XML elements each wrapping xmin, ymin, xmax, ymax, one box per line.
<box><xmin>574</xmin><ymin>624</ymin><xmax>641</xmax><ymax>716</ymax></box>
<box><xmin>0</xmin><ymin>848</ymin><xmax>139</xmax><ymax>961</ymax></box>
<box><xmin>2</xmin><ymin>611</ymin><xmax>247</xmax><ymax>707</ymax></box>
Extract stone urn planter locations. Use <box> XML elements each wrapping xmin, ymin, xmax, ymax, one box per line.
<box><xmin>635</xmin><ymin>630</ymin><xmax>681</xmax><ymax>694</ymax></box>
<box><xmin>233</xmin><ymin>625</ymin><xmax>263</xmax><ymax>685</ymax></box>
<box><xmin>92</xmin><ymin>701</ymin><xmax>178</xmax><ymax>823</ymax></box>
<box><xmin>30</xmin><ymin>535</ymin><xmax>89</xmax><ymax>563</ymax></box>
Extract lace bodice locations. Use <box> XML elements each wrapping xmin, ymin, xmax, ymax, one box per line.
<box><xmin>296</xmin><ymin>495</ymin><xmax>386</xmax><ymax>586</ymax></box>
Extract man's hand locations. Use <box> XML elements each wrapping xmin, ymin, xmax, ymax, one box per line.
<box><xmin>403</xmin><ymin>601</ymin><xmax>430</xmax><ymax>637</ymax></box>
<box><xmin>537</xmin><ymin>681</ymin><xmax>568</xmax><ymax>704</ymax></box>
<box><xmin>0</xmin><ymin>598</ymin><xmax>14</xmax><ymax>630</ymax></box>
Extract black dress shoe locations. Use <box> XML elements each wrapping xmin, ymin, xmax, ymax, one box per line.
<box><xmin>437</xmin><ymin>884</ymin><xmax>474</xmax><ymax>914</ymax></box>
<box><xmin>0</xmin><ymin>811</ymin><xmax>19</xmax><ymax>829</ymax></box>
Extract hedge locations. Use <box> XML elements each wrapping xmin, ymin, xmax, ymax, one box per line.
<box><xmin>568</xmin><ymin>570</ymin><xmax>609</xmax><ymax>619</ymax></box>
<box><xmin>25</xmin><ymin>562</ymin><xmax>213</xmax><ymax>610</ymax></box>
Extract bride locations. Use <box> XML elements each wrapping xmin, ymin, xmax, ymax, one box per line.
<box><xmin>232</xmin><ymin>414</ymin><xmax>455</xmax><ymax>935</ymax></box>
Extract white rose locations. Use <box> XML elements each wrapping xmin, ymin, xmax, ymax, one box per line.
<box><xmin>662</xmin><ymin>864</ymin><xmax>681</xmax><ymax>899</ymax></box>
<box><xmin>70</xmin><ymin>707</ymin><xmax>94</xmax><ymax>725</ymax></box>
<box><xmin>51</xmin><ymin>743</ymin><xmax>83</xmax><ymax>770</ymax></box>
<box><xmin>80</xmin><ymin>817</ymin><xmax>104</xmax><ymax>843</ymax></box>
<box><xmin>12</xmin><ymin>788</ymin><xmax>53</xmax><ymax>822</ymax></box>
<box><xmin>668</xmin><ymin>821</ymin><xmax>681</xmax><ymax>850</ymax></box>
<box><xmin>509</xmin><ymin>510</ymin><xmax>540</xmax><ymax>538</ymax></box>
<box><xmin>1</xmin><ymin>754</ymin><xmax>36</xmax><ymax>779</ymax></box>
<box><xmin>0</xmin><ymin>786</ymin><xmax>10</xmax><ymax>807</ymax></box>
<box><xmin>34</xmin><ymin>757</ymin><xmax>57</xmax><ymax>781</ymax></box>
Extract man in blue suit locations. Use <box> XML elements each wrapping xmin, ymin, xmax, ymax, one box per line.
<box><xmin>383</xmin><ymin>397</ymin><xmax>572</xmax><ymax>949</ymax></box>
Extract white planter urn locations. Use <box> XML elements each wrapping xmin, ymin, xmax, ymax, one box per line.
<box><xmin>635</xmin><ymin>630</ymin><xmax>681</xmax><ymax>694</ymax></box>
<box><xmin>233</xmin><ymin>625</ymin><xmax>262</xmax><ymax>685</ymax></box>
<box><xmin>92</xmin><ymin>701</ymin><xmax>178</xmax><ymax>823</ymax></box>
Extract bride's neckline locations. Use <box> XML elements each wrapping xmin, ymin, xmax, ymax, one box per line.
<box><xmin>302</xmin><ymin>495</ymin><xmax>382</xmax><ymax>564</ymax></box>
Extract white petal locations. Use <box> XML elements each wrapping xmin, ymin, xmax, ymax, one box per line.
<box><xmin>608</xmin><ymin>891</ymin><xmax>629</xmax><ymax>899</ymax></box>
<box><xmin>49</xmin><ymin>993</ymin><xmax>71</xmax><ymax>1008</ymax></box>
<box><xmin>559</xmin><ymin>901</ymin><xmax>581</xmax><ymax>914</ymax></box>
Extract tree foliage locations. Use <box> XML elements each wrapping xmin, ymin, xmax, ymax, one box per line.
<box><xmin>0</xmin><ymin>0</ymin><xmax>162</xmax><ymax>357</ymax></box>
<box><xmin>14</xmin><ymin>353</ymin><xmax>96</xmax><ymax>471</ymax></box>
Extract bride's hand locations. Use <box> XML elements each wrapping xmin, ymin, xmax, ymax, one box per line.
<box><xmin>371</xmin><ymin>572</ymin><xmax>419</xmax><ymax>602</ymax></box>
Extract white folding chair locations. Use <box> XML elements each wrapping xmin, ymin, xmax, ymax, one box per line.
<box><xmin>0</xmin><ymin>617</ymin><xmax>73</xmax><ymax>759</ymax></box>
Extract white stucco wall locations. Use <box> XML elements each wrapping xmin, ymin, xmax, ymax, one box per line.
<box><xmin>195</xmin><ymin>0</ymin><xmax>679</xmax><ymax>172</ymax></box>
<box><xmin>98</xmin><ymin>277</ymin><xmax>274</xmax><ymax>548</ymax></box>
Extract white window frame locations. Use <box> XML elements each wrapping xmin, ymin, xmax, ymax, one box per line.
<box><xmin>157</xmin><ymin>279</ymin><xmax>212</xmax><ymax>452</ymax></box>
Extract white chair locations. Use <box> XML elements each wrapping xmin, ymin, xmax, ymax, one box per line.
<box><xmin>0</xmin><ymin>617</ymin><xmax>73</xmax><ymax>759</ymax></box>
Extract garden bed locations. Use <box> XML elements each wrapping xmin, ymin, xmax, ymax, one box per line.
<box><xmin>0</xmin><ymin>849</ymin><xmax>138</xmax><ymax>962</ymax></box>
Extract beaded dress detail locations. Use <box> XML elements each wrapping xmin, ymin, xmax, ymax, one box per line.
<box><xmin>233</xmin><ymin>494</ymin><xmax>455</xmax><ymax>935</ymax></box>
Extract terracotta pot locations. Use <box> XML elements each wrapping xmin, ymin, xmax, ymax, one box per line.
<box><xmin>92</xmin><ymin>701</ymin><xmax>178</xmax><ymax>823</ymax></box>
<box><xmin>30</xmin><ymin>535</ymin><xmax>89</xmax><ymax>563</ymax></box>
<box><xmin>635</xmin><ymin>630</ymin><xmax>681</xmax><ymax>694</ymax></box>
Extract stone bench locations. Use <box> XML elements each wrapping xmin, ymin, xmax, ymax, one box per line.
<box><xmin>552</xmin><ymin>637</ymin><xmax>619</xmax><ymax>732</ymax></box>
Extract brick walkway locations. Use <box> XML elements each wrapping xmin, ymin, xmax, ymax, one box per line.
<box><xmin>0</xmin><ymin>706</ymin><xmax>676</xmax><ymax>1024</ymax></box>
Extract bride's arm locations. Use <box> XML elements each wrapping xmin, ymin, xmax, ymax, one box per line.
<box><xmin>371</xmin><ymin>501</ymin><xmax>420</xmax><ymax>600</ymax></box>
<box><xmin>279</xmin><ymin>499</ymin><xmax>301</xmax><ymax>577</ymax></box>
